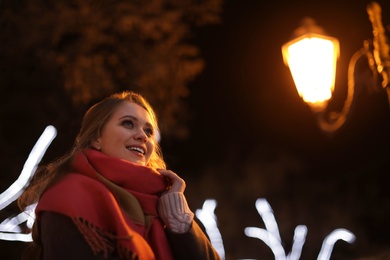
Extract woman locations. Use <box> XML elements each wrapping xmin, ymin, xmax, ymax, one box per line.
<box><xmin>18</xmin><ymin>91</ymin><xmax>221</xmax><ymax>260</ymax></box>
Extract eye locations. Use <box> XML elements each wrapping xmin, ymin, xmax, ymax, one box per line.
<box><xmin>122</xmin><ymin>119</ymin><xmax>134</xmax><ymax>128</ymax></box>
<box><xmin>144</xmin><ymin>127</ymin><xmax>154</xmax><ymax>137</ymax></box>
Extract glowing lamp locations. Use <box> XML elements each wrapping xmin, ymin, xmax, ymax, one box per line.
<box><xmin>281</xmin><ymin>3</ymin><xmax>390</xmax><ymax>134</ymax></box>
<box><xmin>282</xmin><ymin>33</ymin><xmax>339</xmax><ymax>112</ymax></box>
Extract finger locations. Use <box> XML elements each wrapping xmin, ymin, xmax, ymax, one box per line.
<box><xmin>158</xmin><ymin>169</ymin><xmax>186</xmax><ymax>193</ymax></box>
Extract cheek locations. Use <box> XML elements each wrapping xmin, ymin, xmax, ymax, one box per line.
<box><xmin>147</xmin><ymin>141</ymin><xmax>155</xmax><ymax>156</ymax></box>
<box><xmin>103</xmin><ymin>128</ymin><xmax>125</xmax><ymax>142</ymax></box>
<box><xmin>99</xmin><ymin>131</ymin><xmax>122</xmax><ymax>152</ymax></box>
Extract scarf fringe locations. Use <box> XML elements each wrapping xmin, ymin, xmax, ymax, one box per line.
<box><xmin>73</xmin><ymin>217</ymin><xmax>138</xmax><ymax>260</ymax></box>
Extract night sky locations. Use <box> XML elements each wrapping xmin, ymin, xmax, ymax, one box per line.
<box><xmin>1</xmin><ymin>0</ymin><xmax>390</xmax><ymax>259</ymax></box>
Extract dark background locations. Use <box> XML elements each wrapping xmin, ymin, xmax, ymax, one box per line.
<box><xmin>1</xmin><ymin>0</ymin><xmax>390</xmax><ymax>259</ymax></box>
<box><xmin>179</xmin><ymin>1</ymin><xmax>390</xmax><ymax>259</ymax></box>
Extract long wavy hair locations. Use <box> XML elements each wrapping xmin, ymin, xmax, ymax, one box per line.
<box><xmin>18</xmin><ymin>91</ymin><xmax>166</xmax><ymax>211</ymax></box>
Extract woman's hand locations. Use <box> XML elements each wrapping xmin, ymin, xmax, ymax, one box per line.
<box><xmin>157</xmin><ymin>169</ymin><xmax>194</xmax><ymax>233</ymax></box>
<box><xmin>157</xmin><ymin>169</ymin><xmax>186</xmax><ymax>193</ymax></box>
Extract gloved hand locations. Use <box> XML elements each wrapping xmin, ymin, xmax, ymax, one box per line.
<box><xmin>157</xmin><ymin>169</ymin><xmax>194</xmax><ymax>233</ymax></box>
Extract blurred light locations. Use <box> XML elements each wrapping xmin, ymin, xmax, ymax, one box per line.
<box><xmin>0</xmin><ymin>232</ymin><xmax>32</xmax><ymax>242</ymax></box>
<box><xmin>245</xmin><ymin>227</ymin><xmax>286</xmax><ymax>260</ymax></box>
<box><xmin>247</xmin><ymin>198</ymin><xmax>306</xmax><ymax>260</ymax></box>
<box><xmin>0</xmin><ymin>125</ymin><xmax>57</xmax><ymax>209</ymax></box>
<box><xmin>255</xmin><ymin>199</ymin><xmax>282</xmax><ymax>245</ymax></box>
<box><xmin>288</xmin><ymin>225</ymin><xmax>308</xmax><ymax>260</ymax></box>
<box><xmin>317</xmin><ymin>229</ymin><xmax>356</xmax><ymax>260</ymax></box>
<box><xmin>245</xmin><ymin>199</ymin><xmax>354</xmax><ymax>260</ymax></box>
<box><xmin>195</xmin><ymin>199</ymin><xmax>225</xmax><ymax>260</ymax></box>
<box><xmin>0</xmin><ymin>126</ymin><xmax>56</xmax><ymax>242</ymax></box>
<box><xmin>0</xmin><ymin>203</ymin><xmax>36</xmax><ymax>232</ymax></box>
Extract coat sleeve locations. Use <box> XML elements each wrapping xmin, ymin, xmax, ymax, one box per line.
<box><xmin>165</xmin><ymin>220</ymin><xmax>222</xmax><ymax>260</ymax></box>
<box><xmin>39</xmin><ymin>211</ymin><xmax>120</xmax><ymax>260</ymax></box>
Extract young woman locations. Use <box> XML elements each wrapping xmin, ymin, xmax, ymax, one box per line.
<box><xmin>18</xmin><ymin>91</ymin><xmax>220</xmax><ymax>260</ymax></box>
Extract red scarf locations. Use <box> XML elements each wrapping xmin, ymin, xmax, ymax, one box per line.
<box><xmin>35</xmin><ymin>149</ymin><xmax>173</xmax><ymax>260</ymax></box>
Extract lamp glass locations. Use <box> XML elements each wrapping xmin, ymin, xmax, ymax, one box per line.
<box><xmin>282</xmin><ymin>33</ymin><xmax>339</xmax><ymax>111</ymax></box>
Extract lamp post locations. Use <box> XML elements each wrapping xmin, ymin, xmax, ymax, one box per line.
<box><xmin>282</xmin><ymin>2</ymin><xmax>390</xmax><ymax>134</ymax></box>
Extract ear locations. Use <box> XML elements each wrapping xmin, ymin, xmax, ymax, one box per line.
<box><xmin>91</xmin><ymin>139</ymin><xmax>101</xmax><ymax>151</ymax></box>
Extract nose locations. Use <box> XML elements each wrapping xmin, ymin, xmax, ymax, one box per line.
<box><xmin>134</xmin><ymin>128</ymin><xmax>147</xmax><ymax>142</ymax></box>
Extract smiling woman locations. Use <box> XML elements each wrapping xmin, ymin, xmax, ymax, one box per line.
<box><xmin>90</xmin><ymin>102</ymin><xmax>157</xmax><ymax>167</ymax></box>
<box><xmin>17</xmin><ymin>91</ymin><xmax>221</xmax><ymax>260</ymax></box>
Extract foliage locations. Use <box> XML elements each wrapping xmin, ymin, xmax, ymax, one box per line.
<box><xmin>0</xmin><ymin>0</ymin><xmax>222</xmax><ymax>138</ymax></box>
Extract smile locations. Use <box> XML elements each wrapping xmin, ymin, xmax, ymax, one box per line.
<box><xmin>126</xmin><ymin>146</ymin><xmax>145</xmax><ymax>155</ymax></box>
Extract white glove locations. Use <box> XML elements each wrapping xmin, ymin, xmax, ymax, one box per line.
<box><xmin>158</xmin><ymin>192</ymin><xmax>194</xmax><ymax>233</ymax></box>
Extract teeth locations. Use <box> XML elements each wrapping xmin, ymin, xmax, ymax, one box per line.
<box><xmin>127</xmin><ymin>146</ymin><xmax>145</xmax><ymax>155</ymax></box>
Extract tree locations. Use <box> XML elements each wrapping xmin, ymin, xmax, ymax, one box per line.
<box><xmin>0</xmin><ymin>0</ymin><xmax>223</xmax><ymax>139</ymax></box>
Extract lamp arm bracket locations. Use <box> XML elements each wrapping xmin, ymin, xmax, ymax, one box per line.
<box><xmin>316</xmin><ymin>48</ymin><xmax>371</xmax><ymax>135</ymax></box>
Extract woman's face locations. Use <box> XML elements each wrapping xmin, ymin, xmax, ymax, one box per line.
<box><xmin>92</xmin><ymin>101</ymin><xmax>156</xmax><ymax>166</ymax></box>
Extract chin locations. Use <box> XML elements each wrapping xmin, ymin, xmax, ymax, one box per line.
<box><xmin>128</xmin><ymin>159</ymin><xmax>145</xmax><ymax>166</ymax></box>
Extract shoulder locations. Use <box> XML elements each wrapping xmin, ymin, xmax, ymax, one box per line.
<box><xmin>36</xmin><ymin>173</ymin><xmax>116</xmax><ymax>218</ymax></box>
<box><xmin>42</xmin><ymin>173</ymin><xmax>109</xmax><ymax>201</ymax></box>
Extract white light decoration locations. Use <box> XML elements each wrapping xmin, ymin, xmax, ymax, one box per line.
<box><xmin>195</xmin><ymin>199</ymin><xmax>226</xmax><ymax>260</ymax></box>
<box><xmin>0</xmin><ymin>125</ymin><xmax>57</xmax><ymax>242</ymax></box>
<box><xmin>255</xmin><ymin>199</ymin><xmax>283</xmax><ymax>249</ymax></box>
<box><xmin>288</xmin><ymin>225</ymin><xmax>308</xmax><ymax>260</ymax></box>
<box><xmin>0</xmin><ymin>203</ymin><xmax>37</xmax><ymax>242</ymax></box>
<box><xmin>245</xmin><ymin>198</ymin><xmax>308</xmax><ymax>260</ymax></box>
<box><xmin>245</xmin><ymin>227</ymin><xmax>287</xmax><ymax>260</ymax></box>
<box><xmin>317</xmin><ymin>228</ymin><xmax>356</xmax><ymax>260</ymax></box>
<box><xmin>244</xmin><ymin>199</ymin><xmax>355</xmax><ymax>260</ymax></box>
<box><xmin>0</xmin><ymin>125</ymin><xmax>57</xmax><ymax>209</ymax></box>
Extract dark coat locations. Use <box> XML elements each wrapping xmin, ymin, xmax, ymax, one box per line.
<box><xmin>30</xmin><ymin>211</ymin><xmax>221</xmax><ymax>260</ymax></box>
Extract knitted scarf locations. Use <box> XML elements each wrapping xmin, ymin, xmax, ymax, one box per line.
<box><xmin>35</xmin><ymin>149</ymin><xmax>173</xmax><ymax>260</ymax></box>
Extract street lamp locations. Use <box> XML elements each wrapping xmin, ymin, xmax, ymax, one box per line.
<box><xmin>282</xmin><ymin>2</ymin><xmax>390</xmax><ymax>134</ymax></box>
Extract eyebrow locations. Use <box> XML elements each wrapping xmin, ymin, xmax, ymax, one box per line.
<box><xmin>119</xmin><ymin>115</ymin><xmax>154</xmax><ymax>128</ymax></box>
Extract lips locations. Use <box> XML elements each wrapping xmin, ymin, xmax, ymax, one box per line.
<box><xmin>126</xmin><ymin>146</ymin><xmax>145</xmax><ymax>155</ymax></box>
